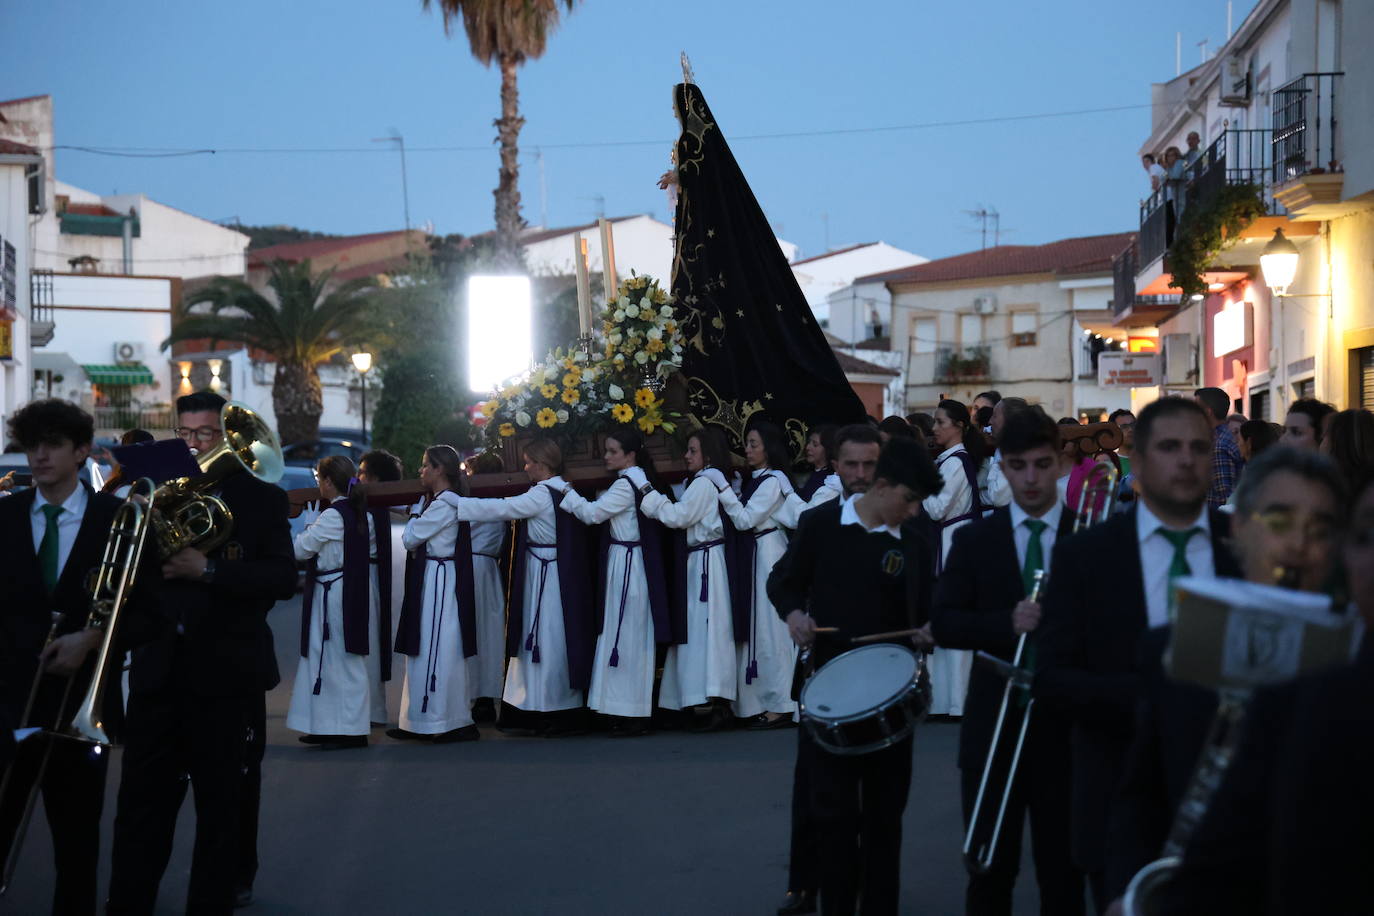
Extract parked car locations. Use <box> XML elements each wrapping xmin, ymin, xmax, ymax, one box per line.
<box><xmin>0</xmin><ymin>453</ymin><xmax>109</xmax><ymax>493</ymax></box>
<box><xmin>316</xmin><ymin>427</ymin><xmax>371</xmax><ymax>445</ymax></box>
<box><xmin>281</xmin><ymin>437</ymin><xmax>367</xmax><ymax>468</ymax></box>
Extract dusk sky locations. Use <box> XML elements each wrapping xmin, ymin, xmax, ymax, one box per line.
<box><xmin>2</xmin><ymin>0</ymin><xmax>1254</xmax><ymax>262</ymax></box>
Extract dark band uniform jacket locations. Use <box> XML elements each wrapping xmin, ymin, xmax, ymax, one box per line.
<box><xmin>1159</xmin><ymin>635</ymin><xmax>1374</xmax><ymax>915</ymax></box>
<box><xmin>1032</xmin><ymin>505</ymin><xmax>1237</xmax><ymax>874</ymax></box>
<box><xmin>0</xmin><ymin>482</ymin><xmax>163</xmax><ymax>735</ymax></box>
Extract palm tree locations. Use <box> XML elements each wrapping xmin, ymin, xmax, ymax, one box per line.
<box><xmin>423</xmin><ymin>0</ymin><xmax>578</xmax><ymax>268</ymax></box>
<box><xmin>163</xmin><ymin>259</ymin><xmax>375</xmax><ymax>444</ymax></box>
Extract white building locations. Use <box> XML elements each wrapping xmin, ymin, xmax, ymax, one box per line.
<box><xmin>0</xmin><ymin>136</ymin><xmax>43</xmax><ymax>441</ymax></box>
<box><xmin>0</xmin><ymin>94</ymin><xmax>251</xmax><ymax>440</ymax></box>
<box><xmin>791</xmin><ymin>242</ymin><xmax>927</xmax><ymax>335</ymax></box>
<box><xmin>857</xmin><ymin>232</ymin><xmax>1138</xmax><ymax>419</ymax></box>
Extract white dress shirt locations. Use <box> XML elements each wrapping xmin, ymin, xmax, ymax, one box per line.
<box><xmin>1136</xmin><ymin>501</ymin><xmax>1214</xmax><ymax>628</ymax></box>
<box><xmin>839</xmin><ymin>493</ymin><xmax>901</xmax><ymax>540</ymax></box>
<box><xmin>30</xmin><ymin>481</ymin><xmax>88</xmax><ymax>580</ymax></box>
<box><xmin>1008</xmin><ymin>500</ymin><xmax>1063</xmax><ymax>584</ymax></box>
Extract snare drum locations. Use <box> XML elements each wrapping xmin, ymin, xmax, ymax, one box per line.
<box><xmin>800</xmin><ymin>644</ymin><xmax>930</xmax><ymax>756</ymax></box>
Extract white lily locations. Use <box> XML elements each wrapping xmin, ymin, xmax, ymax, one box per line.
<box><xmin>515</xmin><ymin>411</ymin><xmax>531</xmax><ymax>427</ymax></box>
<box><xmin>634</xmin><ymin>350</ymin><xmax>650</xmax><ymax>365</ymax></box>
<box><xmin>609</xmin><ymin>383</ymin><xmax>625</xmax><ymax>400</ymax></box>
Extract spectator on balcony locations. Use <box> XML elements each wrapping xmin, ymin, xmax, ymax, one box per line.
<box><xmin>1184</xmin><ymin>131</ymin><xmax>1203</xmax><ymax>166</ymax></box>
<box><xmin>1141</xmin><ymin>154</ymin><xmax>1165</xmax><ymax>193</ymax></box>
<box><xmin>1195</xmin><ymin>387</ymin><xmax>1243</xmax><ymax>508</ymax></box>
<box><xmin>1162</xmin><ymin>146</ymin><xmax>1188</xmax><ymax>217</ymax></box>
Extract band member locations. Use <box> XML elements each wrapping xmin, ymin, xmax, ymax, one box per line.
<box><xmin>930</xmin><ymin>410</ymin><xmax>1084</xmax><ymax>915</ymax></box>
<box><xmin>1102</xmin><ymin>446</ymin><xmax>1348</xmax><ymax>910</ymax></box>
<box><xmin>1160</xmin><ymin>479</ymin><xmax>1374</xmax><ymax>914</ymax></box>
<box><xmin>440</xmin><ymin>439</ymin><xmax>595</xmax><ymax>736</ymax></box>
<box><xmin>639</xmin><ymin>427</ymin><xmax>737</xmax><ymax>729</ymax></box>
<box><xmin>1034</xmin><ymin>396</ymin><xmax>1240</xmax><ymax>911</ymax></box>
<box><xmin>924</xmin><ymin>398</ymin><xmax>989</xmax><ymax>717</ymax></box>
<box><xmin>0</xmin><ymin>400</ymin><xmax>159</xmax><ymax>915</ymax></box>
<box><xmin>774</xmin><ymin>423</ymin><xmax>883</xmax><ymax>916</ymax></box>
<box><xmin>108</xmin><ymin>392</ymin><xmax>296</xmax><ymax>914</ymax></box>
<box><xmin>390</xmin><ymin>446</ymin><xmax>480</xmax><ymax>743</ymax></box>
<box><xmin>559</xmin><ymin>427</ymin><xmax>673</xmax><ymax>737</ymax></box>
<box><xmin>767</xmin><ymin>436</ymin><xmax>941</xmax><ymax>915</ymax></box>
<box><xmin>717</xmin><ymin>421</ymin><xmax>800</xmax><ymax>728</ymax></box>
<box><xmin>286</xmin><ymin>457</ymin><xmax>379</xmax><ymax>750</ymax></box>
<box><xmin>357</xmin><ymin>449</ymin><xmax>403</xmax><ymax>726</ymax></box>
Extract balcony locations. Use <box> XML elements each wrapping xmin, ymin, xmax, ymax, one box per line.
<box><xmin>1111</xmin><ymin>239</ymin><xmax>1177</xmax><ymax>328</ymax></box>
<box><xmin>935</xmin><ymin>345</ymin><xmax>990</xmax><ymax>383</ymax></box>
<box><xmin>29</xmin><ymin>269</ymin><xmax>55</xmax><ymax>347</ymax></box>
<box><xmin>1271</xmin><ymin>73</ymin><xmax>1356</xmax><ymax>220</ymax></box>
<box><xmin>93</xmin><ymin>405</ymin><xmax>174</xmax><ymax>433</ymax></box>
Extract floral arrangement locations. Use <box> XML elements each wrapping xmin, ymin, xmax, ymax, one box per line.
<box><xmin>477</xmin><ymin>274</ymin><xmax>686</xmax><ymax>448</ymax></box>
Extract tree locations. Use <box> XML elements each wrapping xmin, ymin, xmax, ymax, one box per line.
<box><xmin>162</xmin><ymin>259</ymin><xmax>374</xmax><ymax>444</ymax></box>
<box><xmin>423</xmin><ymin>0</ymin><xmax>578</xmax><ymax>268</ymax></box>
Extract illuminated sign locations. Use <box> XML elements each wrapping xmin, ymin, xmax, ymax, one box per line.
<box><xmin>1212</xmin><ymin>301</ymin><xmax>1253</xmax><ymax>358</ymax></box>
<box><xmin>1098</xmin><ymin>352</ymin><xmax>1162</xmax><ymax>388</ymax></box>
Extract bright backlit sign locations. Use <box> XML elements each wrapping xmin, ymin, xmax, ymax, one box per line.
<box><xmin>1212</xmin><ymin>300</ymin><xmax>1253</xmax><ymax>358</ymax></box>
<box><xmin>467</xmin><ymin>275</ymin><xmax>532</xmax><ymax>393</ymax></box>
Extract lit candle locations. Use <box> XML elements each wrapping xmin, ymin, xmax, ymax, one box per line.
<box><xmin>574</xmin><ymin>233</ymin><xmax>592</xmax><ymax>336</ymax></box>
<box><xmin>598</xmin><ymin>217</ymin><xmax>618</xmax><ymax>302</ymax></box>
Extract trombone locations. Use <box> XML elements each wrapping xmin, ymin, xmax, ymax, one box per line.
<box><xmin>963</xmin><ymin>461</ymin><xmax>1120</xmax><ymax>874</ymax></box>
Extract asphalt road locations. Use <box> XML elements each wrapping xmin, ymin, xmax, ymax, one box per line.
<box><xmin>8</xmin><ymin>599</ymin><xmax>1045</xmax><ymax>915</ymax></box>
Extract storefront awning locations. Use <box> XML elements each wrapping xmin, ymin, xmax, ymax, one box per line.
<box><xmin>82</xmin><ymin>363</ymin><xmax>156</xmax><ymax>386</ymax></box>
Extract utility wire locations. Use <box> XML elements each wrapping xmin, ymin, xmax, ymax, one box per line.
<box><xmin>50</xmin><ymin>102</ymin><xmax>1151</xmax><ymax>158</ymax></box>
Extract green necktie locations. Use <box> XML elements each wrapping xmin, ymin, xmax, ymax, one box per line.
<box><xmin>1159</xmin><ymin>527</ymin><xmax>1202</xmax><ymax>581</ymax></box>
<box><xmin>39</xmin><ymin>503</ymin><xmax>64</xmax><ymax>592</ymax></box>
<box><xmin>1022</xmin><ymin>519</ymin><xmax>1048</xmax><ymax>595</ymax></box>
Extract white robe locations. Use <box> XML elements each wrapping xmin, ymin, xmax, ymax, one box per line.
<box><xmin>468</xmin><ymin>520</ymin><xmax>506</xmax><ymax>701</ymax></box>
<box><xmin>441</xmin><ymin>480</ymin><xmax>582</xmax><ymax>712</ymax></box>
<box><xmin>561</xmin><ymin>475</ymin><xmax>656</xmax><ymax>718</ymax></box>
<box><xmin>924</xmin><ymin>443</ymin><xmax>976</xmax><ymax>716</ymax></box>
<box><xmin>287</xmin><ymin>504</ymin><xmax>379</xmax><ymax>737</ymax></box>
<box><xmin>398</xmin><ymin>498</ymin><xmax>473</xmax><ymax>734</ymax></box>
<box><xmin>771</xmin><ymin>481</ymin><xmax>841</xmax><ymax>531</ymax></box>
<box><xmin>641</xmin><ymin>474</ymin><xmax>736</xmax><ymax>709</ymax></box>
<box><xmin>718</xmin><ymin>470</ymin><xmax>798</xmax><ymax>718</ymax></box>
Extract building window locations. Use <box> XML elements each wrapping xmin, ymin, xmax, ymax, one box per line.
<box><xmin>1359</xmin><ymin>348</ymin><xmax>1374</xmax><ymax>411</ymax></box>
<box><xmin>1011</xmin><ymin>311</ymin><xmax>1037</xmax><ymax>347</ymax></box>
<box><xmin>959</xmin><ymin>313</ymin><xmax>983</xmax><ymax>347</ymax></box>
<box><xmin>1249</xmin><ymin>388</ymin><xmax>1270</xmax><ymax>422</ymax></box>
<box><xmin>1293</xmin><ymin>378</ymin><xmax>1315</xmax><ymax>401</ymax></box>
<box><xmin>910</xmin><ymin>317</ymin><xmax>936</xmax><ymax>355</ymax></box>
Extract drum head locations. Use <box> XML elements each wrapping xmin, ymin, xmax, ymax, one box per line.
<box><xmin>802</xmin><ymin>644</ymin><xmax>918</xmax><ymax>720</ymax></box>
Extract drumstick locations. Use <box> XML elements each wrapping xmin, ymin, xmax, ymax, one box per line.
<box><xmin>813</xmin><ymin>627</ymin><xmax>840</xmax><ymax>634</ymax></box>
<box><xmin>851</xmin><ymin>627</ymin><xmax>925</xmax><ymax>645</ymax></box>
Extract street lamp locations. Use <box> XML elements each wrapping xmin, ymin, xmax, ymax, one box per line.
<box><xmin>351</xmin><ymin>351</ymin><xmax>374</xmax><ymax>440</ymax></box>
<box><xmin>1260</xmin><ymin>228</ymin><xmax>1299</xmax><ymax>295</ymax></box>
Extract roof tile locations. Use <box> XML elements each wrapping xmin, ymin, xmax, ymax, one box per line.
<box><xmin>858</xmin><ymin>232</ymin><xmax>1136</xmax><ymax>285</ymax></box>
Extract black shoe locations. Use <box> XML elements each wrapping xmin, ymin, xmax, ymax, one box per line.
<box><xmin>776</xmin><ymin>889</ymin><xmax>816</xmax><ymax>915</ymax></box>
<box><xmin>609</xmin><ymin>718</ymin><xmax>653</xmax><ymax>738</ymax></box>
<box><xmin>233</xmin><ymin>885</ymin><xmax>254</xmax><ymax>909</ymax></box>
<box><xmin>689</xmin><ymin>705</ymin><xmax>733</xmax><ymax>733</ymax></box>
<box><xmin>385</xmin><ymin>727</ymin><xmax>429</xmax><ymax>741</ymax></box>
<box><xmin>317</xmin><ymin>735</ymin><xmax>368</xmax><ymax>751</ymax></box>
<box><xmin>432</xmin><ymin>724</ymin><xmax>481</xmax><ymax>744</ymax></box>
<box><xmin>471</xmin><ymin>697</ymin><xmax>497</xmax><ymax>723</ymax></box>
<box><xmin>748</xmin><ymin>713</ymin><xmax>795</xmax><ymax>731</ymax></box>
<box><xmin>297</xmin><ymin>734</ymin><xmax>326</xmax><ymax>745</ymax></box>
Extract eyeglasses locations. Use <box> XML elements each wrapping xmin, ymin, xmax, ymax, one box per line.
<box><xmin>175</xmin><ymin>426</ymin><xmax>221</xmax><ymax>443</ymax></box>
<box><xmin>1250</xmin><ymin>508</ymin><xmax>1337</xmax><ymax>545</ymax></box>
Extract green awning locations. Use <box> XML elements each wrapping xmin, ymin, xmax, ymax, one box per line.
<box><xmin>82</xmin><ymin>363</ymin><xmax>156</xmax><ymax>386</ymax></box>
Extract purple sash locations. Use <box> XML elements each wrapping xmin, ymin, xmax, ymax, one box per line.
<box><xmin>299</xmin><ymin>501</ymin><xmax>371</xmax><ymax>660</ymax></box>
<box><xmin>368</xmin><ymin>506</ymin><xmax>393</xmax><ymax>681</ymax></box>
<box><xmin>394</xmin><ymin>496</ymin><xmax>478</xmax><ymax>660</ymax></box>
<box><xmin>729</xmin><ymin>472</ymin><xmax>785</xmax><ymax>683</ymax></box>
<box><xmin>593</xmin><ymin>481</ymin><xmax>674</xmax><ymax>666</ymax></box>
<box><xmin>797</xmin><ymin>468</ymin><xmax>828</xmax><ymax>502</ymax></box>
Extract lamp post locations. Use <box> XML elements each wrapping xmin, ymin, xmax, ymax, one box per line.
<box><xmin>351</xmin><ymin>351</ymin><xmax>374</xmax><ymax>440</ymax></box>
<box><xmin>1260</xmin><ymin>229</ymin><xmax>1300</xmax><ymax>415</ymax></box>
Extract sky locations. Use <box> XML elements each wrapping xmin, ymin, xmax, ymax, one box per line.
<box><xmin>1</xmin><ymin>0</ymin><xmax>1256</xmax><ymax>263</ymax></box>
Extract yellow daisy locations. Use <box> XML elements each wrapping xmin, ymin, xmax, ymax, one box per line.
<box><xmin>611</xmin><ymin>403</ymin><xmax>634</xmax><ymax>423</ymax></box>
<box><xmin>563</xmin><ymin>371</ymin><xmax>583</xmax><ymax>389</ymax></box>
<box><xmin>561</xmin><ymin>388</ymin><xmax>580</xmax><ymax>405</ymax></box>
<box><xmin>634</xmin><ymin>388</ymin><xmax>656</xmax><ymax>408</ymax></box>
<box><xmin>535</xmin><ymin>408</ymin><xmax>557</xmax><ymax>429</ymax></box>
<box><xmin>498</xmin><ymin>422</ymin><xmax>515</xmax><ymax>437</ymax></box>
<box><xmin>540</xmin><ymin>383</ymin><xmax>558</xmax><ymax>398</ymax></box>
<box><xmin>480</xmin><ymin>400</ymin><xmax>499</xmax><ymax>417</ymax></box>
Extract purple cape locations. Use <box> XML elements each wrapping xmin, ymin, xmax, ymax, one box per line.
<box><xmin>594</xmin><ymin>481</ymin><xmax>675</xmax><ymax>646</ymax></box>
<box><xmin>505</xmin><ymin>485</ymin><xmax>599</xmax><ymax>692</ymax></box>
<box><xmin>726</xmin><ymin>474</ymin><xmax>772</xmax><ymax>643</ymax></box>
<box><xmin>368</xmin><ymin>506</ymin><xmax>393</xmax><ymax>681</ymax></box>
<box><xmin>394</xmin><ymin>497</ymin><xmax>478</xmax><ymax>659</ymax></box>
<box><xmin>797</xmin><ymin>468</ymin><xmax>828</xmax><ymax>502</ymax></box>
<box><xmin>299</xmin><ymin>500</ymin><xmax>371</xmax><ymax>659</ymax></box>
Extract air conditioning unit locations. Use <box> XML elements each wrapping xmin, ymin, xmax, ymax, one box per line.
<box><xmin>113</xmin><ymin>341</ymin><xmax>146</xmax><ymax>363</ymax></box>
<box><xmin>1220</xmin><ymin>53</ymin><xmax>1251</xmax><ymax>106</ymax></box>
<box><xmin>973</xmin><ymin>295</ymin><xmax>998</xmax><ymax>315</ymax></box>
<box><xmin>1163</xmin><ymin>333</ymin><xmax>1194</xmax><ymax>386</ymax></box>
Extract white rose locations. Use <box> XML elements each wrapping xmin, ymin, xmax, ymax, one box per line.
<box><xmin>634</xmin><ymin>350</ymin><xmax>650</xmax><ymax>365</ymax></box>
<box><xmin>573</xmin><ymin>350</ymin><xmax>586</xmax><ymax>363</ymax></box>
<box><xmin>617</xmin><ymin>295</ymin><xmax>630</xmax><ymax>309</ymax></box>
<box><xmin>556</xmin><ymin>409</ymin><xmax>569</xmax><ymax>422</ymax></box>
<box><xmin>613</xmin><ymin>309</ymin><xmax>625</xmax><ymax>322</ymax></box>
<box><xmin>582</xmin><ymin>367</ymin><xmax>597</xmax><ymax>382</ymax></box>
<box><xmin>625</xmin><ymin>303</ymin><xmax>640</xmax><ymax>319</ymax></box>
<box><xmin>609</xmin><ymin>384</ymin><xmax>625</xmax><ymax>400</ymax></box>
<box><xmin>646</xmin><ymin>326</ymin><xmax>663</xmax><ymax>341</ymax></box>
<box><xmin>660</xmin><ymin>305</ymin><xmax>673</xmax><ymax>317</ymax></box>
<box><xmin>515</xmin><ymin>411</ymin><xmax>531</xmax><ymax>427</ymax></box>
<box><xmin>640</xmin><ymin>296</ymin><xmax>652</xmax><ymax>310</ymax></box>
<box><xmin>609</xmin><ymin>332</ymin><xmax>623</xmax><ymax>345</ymax></box>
